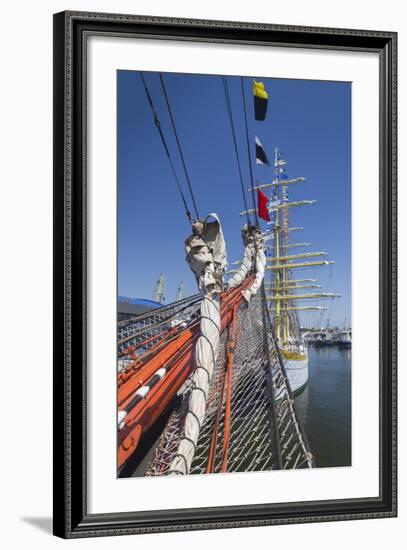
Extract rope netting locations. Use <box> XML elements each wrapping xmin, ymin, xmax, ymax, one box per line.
<box><xmin>145</xmin><ymin>288</ymin><xmax>313</xmax><ymax>475</ymax></box>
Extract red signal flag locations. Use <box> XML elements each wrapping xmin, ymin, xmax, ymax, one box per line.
<box><xmin>257</xmin><ymin>189</ymin><xmax>270</xmax><ymax>222</ymax></box>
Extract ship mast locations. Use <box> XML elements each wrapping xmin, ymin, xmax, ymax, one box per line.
<box><xmin>273</xmin><ymin>147</ymin><xmax>283</xmax><ymax>343</ymax></box>
<box><xmin>268</xmin><ymin>147</ymin><xmax>340</xmax><ymax>349</ymax></box>
<box><xmin>238</xmin><ymin>136</ymin><xmax>342</xmax><ymax>348</ymax></box>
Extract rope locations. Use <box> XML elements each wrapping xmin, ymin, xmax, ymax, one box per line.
<box><xmin>222</xmin><ymin>77</ymin><xmax>251</xmax><ymax>224</ymax></box>
<box><xmin>159</xmin><ymin>73</ymin><xmax>200</xmax><ymax>221</ymax></box>
<box><xmin>139</xmin><ymin>72</ymin><xmax>193</xmax><ymax>223</ymax></box>
<box><xmin>241</xmin><ymin>77</ymin><xmax>259</xmax><ymax>225</ymax></box>
<box><xmin>260</xmin><ymin>283</ymin><xmax>283</xmax><ymax>469</ymax></box>
<box><xmin>205</xmin><ymin>356</ymin><xmax>228</xmax><ymax>473</ymax></box>
<box><xmin>262</xmin><ymin>286</ymin><xmax>315</xmax><ymax>467</ymax></box>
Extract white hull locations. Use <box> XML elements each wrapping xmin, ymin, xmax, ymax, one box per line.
<box><xmin>284</xmin><ymin>355</ymin><xmax>309</xmax><ymax>395</ymax></box>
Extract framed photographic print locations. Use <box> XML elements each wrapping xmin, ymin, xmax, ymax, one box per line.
<box><xmin>53</xmin><ymin>11</ymin><xmax>397</xmax><ymax>538</ymax></box>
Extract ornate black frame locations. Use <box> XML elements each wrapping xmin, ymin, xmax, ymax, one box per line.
<box><xmin>53</xmin><ymin>11</ymin><xmax>397</xmax><ymax>538</ymax></box>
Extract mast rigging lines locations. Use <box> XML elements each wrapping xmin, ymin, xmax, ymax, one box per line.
<box><xmin>141</xmin><ymin>72</ymin><xmax>262</xmax><ymax>228</ymax></box>
<box><xmin>222</xmin><ymin>77</ymin><xmax>251</xmax><ymax>225</ymax></box>
<box><xmin>139</xmin><ymin>71</ymin><xmax>199</xmax><ymax>223</ymax></box>
<box><xmin>241</xmin><ymin>77</ymin><xmax>259</xmax><ymax>225</ymax></box>
<box><xmin>158</xmin><ymin>73</ymin><xmax>200</xmax><ymax>221</ymax></box>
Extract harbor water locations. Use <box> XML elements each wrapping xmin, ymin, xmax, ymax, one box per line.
<box><xmin>295</xmin><ymin>347</ymin><xmax>352</xmax><ymax>468</ymax></box>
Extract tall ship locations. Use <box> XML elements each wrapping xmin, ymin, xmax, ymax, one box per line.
<box><xmin>240</xmin><ymin>147</ymin><xmax>341</xmax><ymax>394</ymax></box>
<box><xmin>117</xmin><ymin>74</ymin><xmax>341</xmax><ymax>476</ymax></box>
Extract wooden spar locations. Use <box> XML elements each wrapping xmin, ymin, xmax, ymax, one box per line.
<box><xmin>248</xmin><ymin>177</ymin><xmax>305</xmax><ymax>192</ymax></box>
<box><xmin>267</xmin><ymin>251</ymin><xmax>327</xmax><ymax>262</ymax></box>
<box><xmin>284</xmin><ymin>242</ymin><xmax>310</xmax><ymax>248</ymax></box>
<box><xmin>240</xmin><ymin>200</ymin><xmax>316</xmax><ymax>217</ymax></box>
<box><xmin>266</xmin><ymin>292</ymin><xmax>341</xmax><ymax>301</ymax></box>
<box><xmin>268</xmin><ymin>306</ymin><xmax>328</xmax><ymax>312</ymax></box>
<box><xmin>264</xmin><ymin>284</ymin><xmax>322</xmax><ymax>290</ymax></box>
<box><xmin>271</xmin><ymin>200</ymin><xmax>316</xmax><ymax>211</ymax></box>
<box><xmin>263</xmin><ymin>227</ymin><xmax>303</xmax><ymax>236</ymax></box>
<box><xmin>266</xmin><ymin>260</ymin><xmax>334</xmax><ymax>270</ymax></box>
<box><xmin>275</xmin><ymin>278</ymin><xmax>318</xmax><ymax>284</ymax></box>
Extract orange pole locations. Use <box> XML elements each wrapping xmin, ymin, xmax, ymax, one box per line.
<box><xmin>117</xmin><ymin>275</ymin><xmax>255</xmax><ymax>470</ymax></box>
<box><xmin>220</xmin><ymin>305</ymin><xmax>239</xmax><ymax>473</ymax></box>
<box><xmin>118</xmin><ymin>342</ymin><xmax>195</xmax><ymax>468</ymax></box>
<box><xmin>118</xmin><ymin>327</ymin><xmax>174</xmax><ymax>356</ymax></box>
<box><xmin>118</xmin><ymin>324</ymin><xmax>199</xmax><ymax>408</ymax></box>
<box><xmin>118</xmin><ymin>326</ymin><xmax>192</xmax><ymax>388</ymax></box>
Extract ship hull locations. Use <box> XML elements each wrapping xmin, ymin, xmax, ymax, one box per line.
<box><xmin>284</xmin><ymin>356</ymin><xmax>309</xmax><ymax>395</ymax></box>
<box><xmin>337</xmin><ymin>341</ymin><xmax>351</xmax><ymax>349</ymax></box>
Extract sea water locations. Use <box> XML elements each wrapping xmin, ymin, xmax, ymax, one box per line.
<box><xmin>295</xmin><ymin>347</ymin><xmax>352</xmax><ymax>468</ymax></box>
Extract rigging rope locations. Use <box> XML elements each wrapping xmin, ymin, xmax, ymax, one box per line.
<box><xmin>260</xmin><ymin>283</ymin><xmax>283</xmax><ymax>468</ymax></box>
<box><xmin>222</xmin><ymin>77</ymin><xmax>251</xmax><ymax>225</ymax></box>
<box><xmin>240</xmin><ymin>77</ymin><xmax>259</xmax><ymax>225</ymax></box>
<box><xmin>139</xmin><ymin>72</ymin><xmax>193</xmax><ymax>223</ymax></box>
<box><xmin>159</xmin><ymin>73</ymin><xmax>200</xmax><ymax>221</ymax></box>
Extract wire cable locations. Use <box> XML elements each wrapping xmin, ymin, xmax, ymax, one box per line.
<box><xmin>240</xmin><ymin>77</ymin><xmax>259</xmax><ymax>225</ymax></box>
<box><xmin>222</xmin><ymin>77</ymin><xmax>251</xmax><ymax>224</ymax></box>
<box><xmin>159</xmin><ymin>73</ymin><xmax>200</xmax><ymax>221</ymax></box>
<box><xmin>139</xmin><ymin>72</ymin><xmax>193</xmax><ymax>223</ymax></box>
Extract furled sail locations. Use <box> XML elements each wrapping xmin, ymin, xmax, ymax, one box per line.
<box><xmin>169</xmin><ymin>215</ymin><xmax>226</xmax><ymax>475</ymax></box>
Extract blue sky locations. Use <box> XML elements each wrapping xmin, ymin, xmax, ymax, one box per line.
<box><xmin>118</xmin><ymin>71</ymin><xmax>351</xmax><ymax>328</ymax></box>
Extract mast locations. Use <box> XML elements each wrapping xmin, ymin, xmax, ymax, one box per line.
<box><xmin>273</xmin><ymin>147</ymin><xmax>282</xmax><ymax>343</ymax></box>
<box><xmin>266</xmin><ymin>147</ymin><xmax>340</xmax><ymax>349</ymax></box>
<box><xmin>280</xmin><ymin>147</ymin><xmax>290</xmax><ymax>345</ymax></box>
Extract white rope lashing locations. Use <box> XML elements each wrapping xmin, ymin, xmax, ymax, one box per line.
<box><xmin>169</xmin><ymin>214</ymin><xmax>226</xmax><ymax>475</ymax></box>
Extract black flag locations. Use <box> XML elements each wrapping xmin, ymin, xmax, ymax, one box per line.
<box><xmin>255</xmin><ymin>136</ymin><xmax>269</xmax><ymax>166</ymax></box>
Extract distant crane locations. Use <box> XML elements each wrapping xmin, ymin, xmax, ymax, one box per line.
<box><xmin>175</xmin><ymin>281</ymin><xmax>185</xmax><ymax>302</ymax></box>
<box><xmin>153</xmin><ymin>273</ymin><xmax>166</xmax><ymax>304</ymax></box>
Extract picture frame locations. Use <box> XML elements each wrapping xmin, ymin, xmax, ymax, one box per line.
<box><xmin>53</xmin><ymin>10</ymin><xmax>397</xmax><ymax>538</ymax></box>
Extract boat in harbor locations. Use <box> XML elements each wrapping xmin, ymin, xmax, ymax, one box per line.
<box><xmin>308</xmin><ymin>330</ymin><xmax>335</xmax><ymax>348</ymax></box>
<box><xmin>336</xmin><ymin>330</ymin><xmax>352</xmax><ymax>349</ymax></box>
